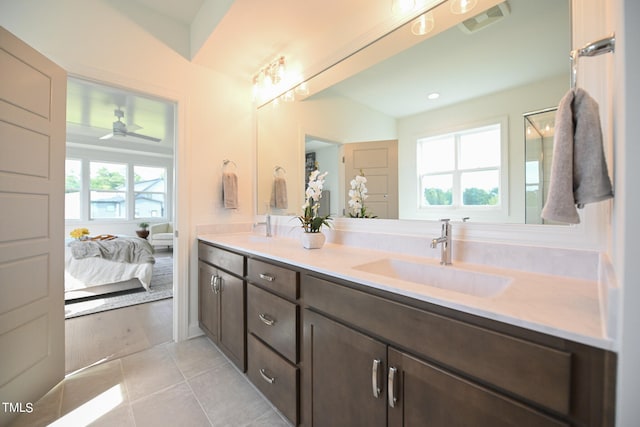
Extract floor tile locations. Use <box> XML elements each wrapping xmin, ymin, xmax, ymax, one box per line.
<box><xmin>165</xmin><ymin>336</ymin><xmax>227</xmax><ymax>379</ymax></box>
<box><xmin>120</xmin><ymin>345</ymin><xmax>184</xmax><ymax>402</ymax></box>
<box><xmin>60</xmin><ymin>359</ymin><xmax>127</xmax><ymax>416</ymax></box>
<box><xmin>131</xmin><ymin>381</ymin><xmax>211</xmax><ymax>427</ymax></box>
<box><xmin>9</xmin><ymin>382</ymin><xmax>63</xmax><ymax>427</ymax></box>
<box><xmin>189</xmin><ymin>362</ymin><xmax>274</xmax><ymax>426</ymax></box>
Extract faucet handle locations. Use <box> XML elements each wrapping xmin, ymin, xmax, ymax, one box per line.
<box><xmin>439</xmin><ymin>218</ymin><xmax>450</xmax><ymax>223</ymax></box>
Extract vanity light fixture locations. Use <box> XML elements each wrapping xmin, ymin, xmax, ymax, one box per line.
<box><xmin>253</xmin><ymin>56</ymin><xmax>287</xmax><ymax>102</ymax></box>
<box><xmin>450</xmin><ymin>0</ymin><xmax>478</xmax><ymax>14</ymax></box>
<box><xmin>411</xmin><ymin>11</ymin><xmax>435</xmax><ymax>36</ymax></box>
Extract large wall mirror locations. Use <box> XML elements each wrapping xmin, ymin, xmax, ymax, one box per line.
<box><xmin>256</xmin><ymin>0</ymin><xmax>570</xmax><ymax>225</ymax></box>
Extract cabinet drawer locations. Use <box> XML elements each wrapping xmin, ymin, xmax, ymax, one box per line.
<box><xmin>248</xmin><ymin>284</ymin><xmax>298</xmax><ymax>363</ymax></box>
<box><xmin>303</xmin><ymin>275</ymin><xmax>572</xmax><ymax>416</ymax></box>
<box><xmin>198</xmin><ymin>242</ymin><xmax>244</xmax><ymax>276</ymax></box>
<box><xmin>248</xmin><ymin>258</ymin><xmax>299</xmax><ymax>300</ymax></box>
<box><xmin>247</xmin><ymin>334</ymin><xmax>298</xmax><ymax>425</ymax></box>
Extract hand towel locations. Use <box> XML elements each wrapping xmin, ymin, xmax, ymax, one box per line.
<box><xmin>270</xmin><ymin>176</ymin><xmax>288</xmax><ymax>209</ymax></box>
<box><xmin>541</xmin><ymin>88</ymin><xmax>613</xmax><ymax>224</ymax></box>
<box><xmin>222</xmin><ymin>172</ymin><xmax>238</xmax><ymax>209</ymax></box>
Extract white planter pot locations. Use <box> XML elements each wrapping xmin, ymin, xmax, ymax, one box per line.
<box><xmin>301</xmin><ymin>232</ymin><xmax>326</xmax><ymax>249</ymax></box>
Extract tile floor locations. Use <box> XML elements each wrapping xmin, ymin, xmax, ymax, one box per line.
<box><xmin>11</xmin><ymin>336</ymin><xmax>291</xmax><ymax>426</ymax></box>
<box><xmin>12</xmin><ymin>273</ymin><xmax>290</xmax><ymax>427</ymax></box>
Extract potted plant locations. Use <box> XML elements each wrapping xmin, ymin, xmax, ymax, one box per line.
<box><xmin>297</xmin><ymin>170</ymin><xmax>331</xmax><ymax>249</ymax></box>
<box><xmin>136</xmin><ymin>222</ymin><xmax>150</xmax><ymax>239</ymax></box>
<box><xmin>348</xmin><ymin>170</ymin><xmax>377</xmax><ymax>218</ymax></box>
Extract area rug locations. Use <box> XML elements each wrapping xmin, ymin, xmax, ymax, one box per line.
<box><xmin>65</xmin><ymin>254</ymin><xmax>173</xmax><ymax>319</ymax></box>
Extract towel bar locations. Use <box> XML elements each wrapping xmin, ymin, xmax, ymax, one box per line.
<box><xmin>570</xmin><ymin>34</ymin><xmax>615</xmax><ymax>89</ymax></box>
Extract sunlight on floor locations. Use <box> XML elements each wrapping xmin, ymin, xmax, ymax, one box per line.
<box><xmin>49</xmin><ymin>384</ymin><xmax>124</xmax><ymax>426</ymax></box>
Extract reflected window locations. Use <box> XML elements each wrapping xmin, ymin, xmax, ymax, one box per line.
<box><xmin>418</xmin><ymin>123</ymin><xmax>502</xmax><ymax>208</ymax></box>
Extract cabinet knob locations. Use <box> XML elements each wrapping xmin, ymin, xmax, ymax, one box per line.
<box><xmin>388</xmin><ymin>366</ymin><xmax>398</xmax><ymax>408</ymax></box>
<box><xmin>210</xmin><ymin>275</ymin><xmax>221</xmax><ymax>294</ymax></box>
<box><xmin>372</xmin><ymin>359</ymin><xmax>382</xmax><ymax>398</ymax></box>
<box><xmin>258</xmin><ymin>313</ymin><xmax>276</xmax><ymax>326</ymax></box>
<box><xmin>259</xmin><ymin>368</ymin><xmax>276</xmax><ymax>384</ymax></box>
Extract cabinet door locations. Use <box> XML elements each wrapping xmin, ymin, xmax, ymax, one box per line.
<box><xmin>387</xmin><ymin>348</ymin><xmax>568</xmax><ymax>427</ymax></box>
<box><xmin>303</xmin><ymin>309</ymin><xmax>386</xmax><ymax>427</ymax></box>
<box><xmin>198</xmin><ymin>261</ymin><xmax>219</xmax><ymax>342</ymax></box>
<box><xmin>218</xmin><ymin>269</ymin><xmax>246</xmax><ymax>371</ymax></box>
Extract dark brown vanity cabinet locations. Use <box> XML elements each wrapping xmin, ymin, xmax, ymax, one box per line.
<box><xmin>302</xmin><ymin>274</ymin><xmax>616</xmax><ymax>427</ymax></box>
<box><xmin>198</xmin><ymin>242</ymin><xmax>246</xmax><ymax>371</ymax></box>
<box><xmin>246</xmin><ymin>258</ymin><xmax>300</xmax><ymax>425</ymax></box>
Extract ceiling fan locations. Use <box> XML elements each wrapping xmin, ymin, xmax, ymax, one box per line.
<box><xmin>99</xmin><ymin>108</ymin><xmax>161</xmax><ymax>142</ymax></box>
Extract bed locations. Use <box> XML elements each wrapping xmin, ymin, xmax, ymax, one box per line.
<box><xmin>64</xmin><ymin>236</ymin><xmax>155</xmax><ymax>301</ymax></box>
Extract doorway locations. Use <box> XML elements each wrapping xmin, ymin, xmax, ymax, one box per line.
<box><xmin>64</xmin><ymin>77</ymin><xmax>177</xmax><ymax>372</ymax></box>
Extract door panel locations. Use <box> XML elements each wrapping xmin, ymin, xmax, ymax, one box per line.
<box><xmin>387</xmin><ymin>348</ymin><xmax>568</xmax><ymax>427</ymax></box>
<box><xmin>303</xmin><ymin>309</ymin><xmax>386</xmax><ymax>427</ymax></box>
<box><xmin>343</xmin><ymin>140</ymin><xmax>398</xmax><ymax>219</ymax></box>
<box><xmin>218</xmin><ymin>270</ymin><xmax>246</xmax><ymax>371</ymax></box>
<box><xmin>0</xmin><ymin>27</ymin><xmax>66</xmax><ymax>426</ymax></box>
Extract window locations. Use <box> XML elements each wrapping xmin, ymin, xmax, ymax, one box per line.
<box><xmin>418</xmin><ymin>123</ymin><xmax>502</xmax><ymax>209</ymax></box>
<box><xmin>90</xmin><ymin>162</ymin><xmax>127</xmax><ymax>219</ymax></box>
<box><xmin>134</xmin><ymin>166</ymin><xmax>166</xmax><ymax>218</ymax></box>
<box><xmin>65</xmin><ymin>156</ymin><xmax>170</xmax><ymax>223</ymax></box>
<box><xmin>65</xmin><ymin>159</ymin><xmax>82</xmax><ymax>220</ymax></box>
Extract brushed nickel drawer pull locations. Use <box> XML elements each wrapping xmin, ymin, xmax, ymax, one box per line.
<box><xmin>388</xmin><ymin>366</ymin><xmax>398</xmax><ymax>408</ymax></box>
<box><xmin>372</xmin><ymin>359</ymin><xmax>382</xmax><ymax>398</ymax></box>
<box><xmin>259</xmin><ymin>273</ymin><xmax>276</xmax><ymax>282</ymax></box>
<box><xmin>258</xmin><ymin>313</ymin><xmax>276</xmax><ymax>326</ymax></box>
<box><xmin>259</xmin><ymin>368</ymin><xmax>275</xmax><ymax>384</ymax></box>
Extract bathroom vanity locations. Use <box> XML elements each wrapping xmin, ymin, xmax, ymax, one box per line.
<box><xmin>198</xmin><ymin>234</ymin><xmax>615</xmax><ymax>426</ymax></box>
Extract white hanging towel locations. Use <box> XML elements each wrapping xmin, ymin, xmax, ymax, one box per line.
<box><xmin>222</xmin><ymin>172</ymin><xmax>238</xmax><ymax>209</ymax></box>
<box><xmin>541</xmin><ymin>88</ymin><xmax>613</xmax><ymax>224</ymax></box>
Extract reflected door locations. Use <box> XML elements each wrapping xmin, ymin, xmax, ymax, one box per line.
<box><xmin>344</xmin><ymin>140</ymin><xmax>398</xmax><ymax>219</ymax></box>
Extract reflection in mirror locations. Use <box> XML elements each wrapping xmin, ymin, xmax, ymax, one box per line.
<box><xmin>256</xmin><ymin>0</ymin><xmax>570</xmax><ymax>224</ymax></box>
<box><xmin>524</xmin><ymin>108</ymin><xmax>560</xmax><ymax>225</ymax></box>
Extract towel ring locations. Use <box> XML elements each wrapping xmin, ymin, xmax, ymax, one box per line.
<box><xmin>273</xmin><ymin>166</ymin><xmax>287</xmax><ymax>177</ymax></box>
<box><xmin>223</xmin><ymin>159</ymin><xmax>237</xmax><ymax>171</ymax></box>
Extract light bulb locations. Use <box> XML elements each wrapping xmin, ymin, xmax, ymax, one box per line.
<box><xmin>411</xmin><ymin>12</ymin><xmax>435</xmax><ymax>36</ymax></box>
<box><xmin>450</xmin><ymin>0</ymin><xmax>478</xmax><ymax>14</ymax></box>
<box><xmin>392</xmin><ymin>0</ymin><xmax>415</xmax><ymax>14</ymax></box>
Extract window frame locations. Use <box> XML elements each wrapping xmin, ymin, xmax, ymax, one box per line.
<box><xmin>65</xmin><ymin>147</ymin><xmax>173</xmax><ymax>224</ymax></box>
<box><xmin>415</xmin><ymin>117</ymin><xmax>509</xmax><ymax>220</ymax></box>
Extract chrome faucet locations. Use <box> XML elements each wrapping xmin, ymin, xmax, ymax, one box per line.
<box><xmin>430</xmin><ymin>218</ymin><xmax>452</xmax><ymax>265</ymax></box>
<box><xmin>253</xmin><ymin>213</ymin><xmax>272</xmax><ymax>237</ymax></box>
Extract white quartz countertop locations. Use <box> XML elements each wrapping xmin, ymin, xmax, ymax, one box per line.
<box><xmin>198</xmin><ymin>233</ymin><xmax>613</xmax><ymax>351</ymax></box>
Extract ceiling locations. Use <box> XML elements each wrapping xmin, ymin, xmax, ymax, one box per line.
<box><xmin>66</xmin><ymin>0</ymin><xmax>569</xmax><ymax>143</ymax></box>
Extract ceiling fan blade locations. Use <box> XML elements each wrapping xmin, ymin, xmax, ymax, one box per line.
<box><xmin>126</xmin><ymin>131</ymin><xmax>162</xmax><ymax>142</ymax></box>
<box><xmin>99</xmin><ymin>132</ymin><xmax>114</xmax><ymax>140</ymax></box>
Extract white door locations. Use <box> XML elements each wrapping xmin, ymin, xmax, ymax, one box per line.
<box><xmin>343</xmin><ymin>140</ymin><xmax>399</xmax><ymax>219</ymax></box>
<box><xmin>0</xmin><ymin>27</ymin><xmax>66</xmax><ymax>426</ymax></box>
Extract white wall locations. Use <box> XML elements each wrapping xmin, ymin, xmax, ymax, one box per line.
<box><xmin>0</xmin><ymin>0</ymin><xmax>254</xmax><ymax>339</ymax></box>
<box><xmin>614</xmin><ymin>0</ymin><xmax>640</xmax><ymax>424</ymax></box>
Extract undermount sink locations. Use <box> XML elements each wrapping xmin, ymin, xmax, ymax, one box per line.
<box><xmin>352</xmin><ymin>258</ymin><xmax>511</xmax><ymax>298</ymax></box>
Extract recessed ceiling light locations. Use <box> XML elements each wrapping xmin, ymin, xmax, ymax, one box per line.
<box><xmin>427</xmin><ymin>92</ymin><xmax>440</xmax><ymax>100</ymax></box>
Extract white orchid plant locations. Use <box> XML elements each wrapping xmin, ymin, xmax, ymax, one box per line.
<box><xmin>298</xmin><ymin>170</ymin><xmax>332</xmax><ymax>233</ymax></box>
<box><xmin>348</xmin><ymin>171</ymin><xmax>376</xmax><ymax>218</ymax></box>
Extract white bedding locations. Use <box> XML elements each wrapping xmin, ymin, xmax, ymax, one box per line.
<box><xmin>65</xmin><ymin>246</ymin><xmax>154</xmax><ymax>291</ymax></box>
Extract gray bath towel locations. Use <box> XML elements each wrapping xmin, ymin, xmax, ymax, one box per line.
<box><xmin>541</xmin><ymin>88</ymin><xmax>613</xmax><ymax>224</ymax></box>
<box><xmin>222</xmin><ymin>172</ymin><xmax>238</xmax><ymax>209</ymax></box>
<box><xmin>270</xmin><ymin>176</ymin><xmax>288</xmax><ymax>209</ymax></box>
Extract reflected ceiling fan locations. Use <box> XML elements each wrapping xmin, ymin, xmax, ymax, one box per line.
<box><xmin>99</xmin><ymin>108</ymin><xmax>161</xmax><ymax>142</ymax></box>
